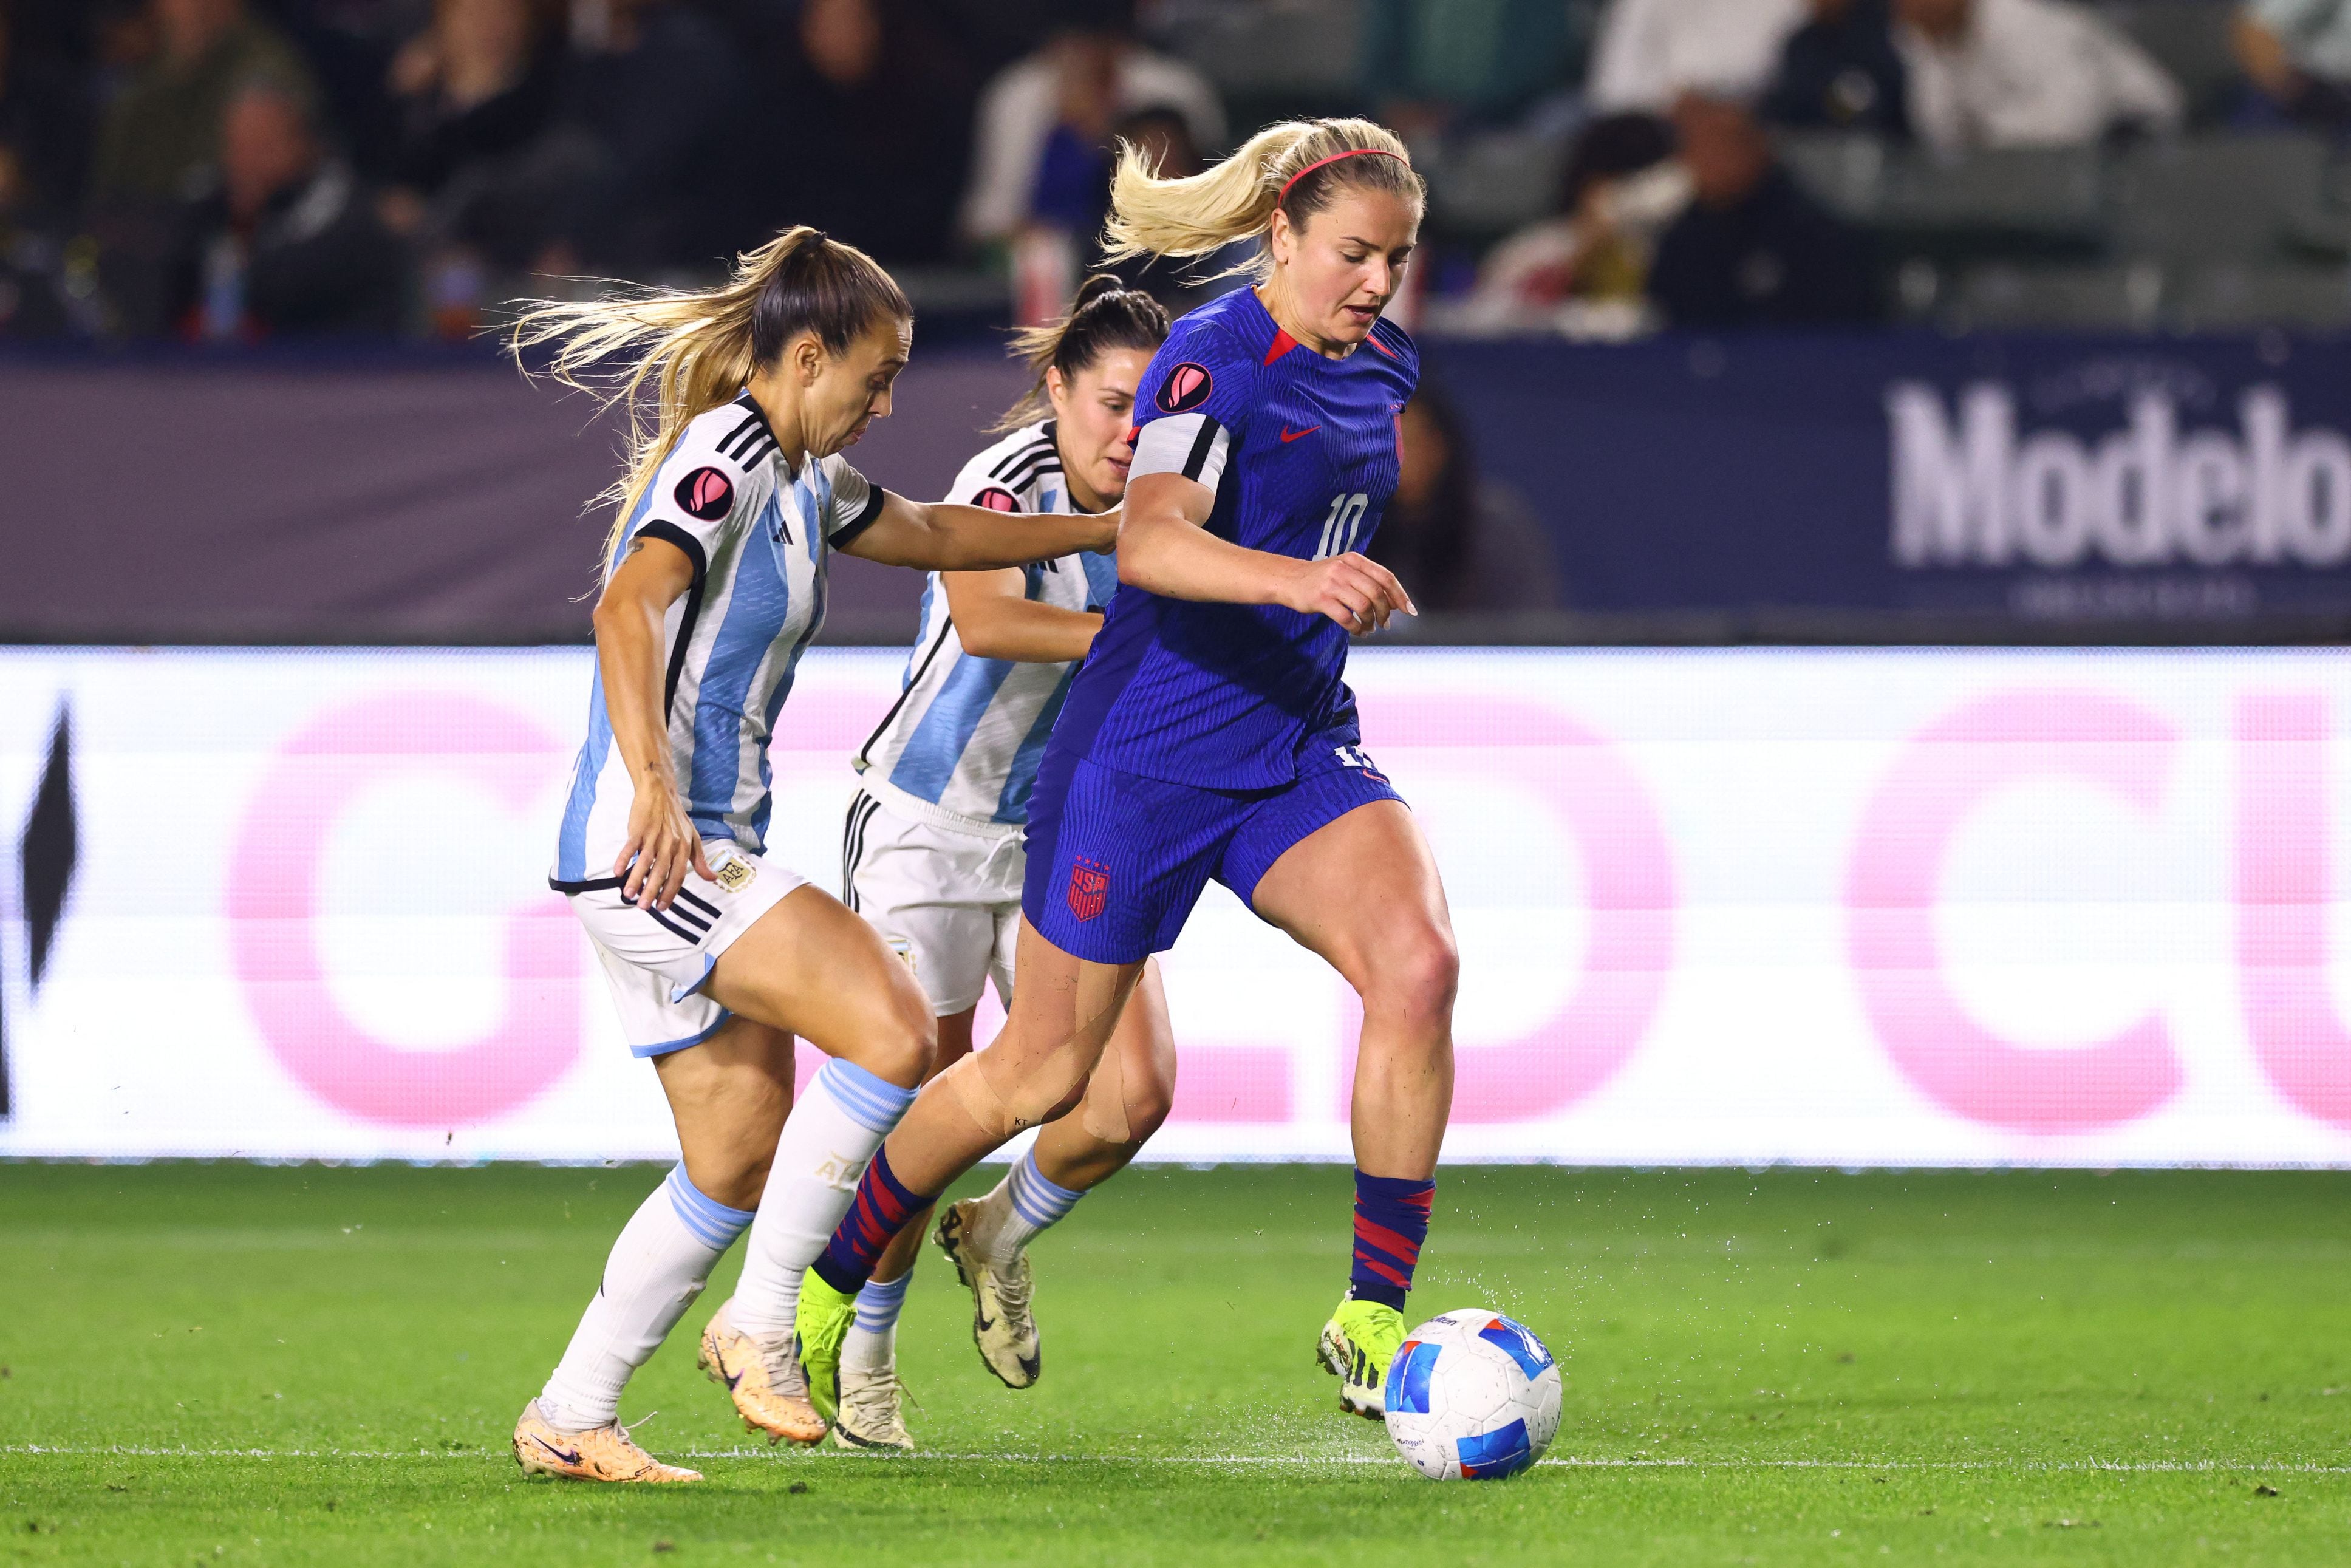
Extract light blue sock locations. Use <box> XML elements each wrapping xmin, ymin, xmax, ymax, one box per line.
<box><xmin>980</xmin><ymin>1148</ymin><xmax>1085</xmax><ymax>1267</ymax></box>
<box><xmin>842</xmin><ymin>1271</ymin><xmax>913</xmax><ymax>1374</ymax></box>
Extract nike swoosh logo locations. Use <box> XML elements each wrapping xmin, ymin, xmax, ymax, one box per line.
<box><xmin>1280</xmin><ymin>426</ymin><xmax>1319</xmax><ymax>443</ymax></box>
<box><xmin>531</xmin><ymin>1435</ymin><xmax>583</xmax><ymax>1465</ymax></box>
<box><xmin>977</xmin><ymin>1313</ymin><xmax>996</xmax><ymax>1332</ymax></box>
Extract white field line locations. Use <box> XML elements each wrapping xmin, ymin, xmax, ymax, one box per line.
<box><xmin>4</xmin><ymin>1445</ymin><xmax>2347</xmax><ymax>1475</ymax></box>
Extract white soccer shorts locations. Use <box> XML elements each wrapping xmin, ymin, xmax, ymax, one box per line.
<box><xmin>568</xmin><ymin>840</ymin><xmax>804</xmax><ymax>1057</ymax></box>
<box><xmin>842</xmin><ymin>789</ymin><xmax>1023</xmax><ymax>1017</ymax></box>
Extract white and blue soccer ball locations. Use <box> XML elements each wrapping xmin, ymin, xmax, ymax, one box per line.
<box><xmin>1382</xmin><ymin>1309</ymin><xmax>1561</xmax><ymax>1481</ymax></box>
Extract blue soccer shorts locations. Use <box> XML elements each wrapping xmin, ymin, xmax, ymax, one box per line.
<box><xmin>1021</xmin><ymin>728</ymin><xmax>1407</xmax><ymax>965</ymax></box>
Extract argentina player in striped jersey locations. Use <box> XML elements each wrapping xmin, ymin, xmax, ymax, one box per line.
<box><xmin>827</xmin><ymin>278</ymin><xmax>1180</xmax><ymax>1450</ymax></box>
<box><xmin>785</xmin><ymin>122</ymin><xmax>1466</xmax><ymax>1429</ymax></box>
<box><xmin>499</xmin><ymin>229</ymin><xmax>1116</xmax><ymax>1482</ymax></box>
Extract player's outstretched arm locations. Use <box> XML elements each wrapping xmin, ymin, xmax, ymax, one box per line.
<box><xmin>1119</xmin><ymin>472</ymin><xmax>1416</xmax><ymax>635</ymax></box>
<box><xmin>590</xmin><ymin>536</ymin><xmax>715</xmax><ymax>910</ymax></box>
<box><xmin>943</xmin><ymin>568</ymin><xmax>1104</xmax><ymax>664</ymax></box>
<box><xmin>843</xmin><ymin>491</ymin><xmax>1118</xmax><ymax>571</ymax></box>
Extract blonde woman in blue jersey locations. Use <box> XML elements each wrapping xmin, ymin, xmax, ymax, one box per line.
<box><xmin>499</xmin><ymin>228</ymin><xmax>1116</xmax><ymax>1484</ymax></box>
<box><xmin>787</xmin><ymin>121</ymin><xmax>1462</xmax><ymax>1433</ymax></box>
<box><xmin>826</xmin><ymin>277</ymin><xmax>1178</xmax><ymax>1451</ymax></box>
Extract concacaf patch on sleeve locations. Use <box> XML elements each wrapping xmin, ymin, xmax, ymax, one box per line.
<box><xmin>974</xmin><ymin>486</ymin><xmax>1020</xmax><ymax>512</ymax></box>
<box><xmin>1156</xmin><ymin>361</ymin><xmax>1213</xmax><ymax>414</ymax></box>
<box><xmin>675</xmin><ymin>466</ymin><xmax>734</xmax><ymax>521</ymax></box>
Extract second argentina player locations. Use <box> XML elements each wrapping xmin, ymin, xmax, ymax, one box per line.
<box><xmin>821</xmin><ymin>278</ymin><xmax>1181</xmax><ymax>1451</ymax></box>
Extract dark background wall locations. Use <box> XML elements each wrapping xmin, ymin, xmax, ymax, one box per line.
<box><xmin>0</xmin><ymin>349</ymin><xmax>1026</xmax><ymax>644</ymax></box>
<box><xmin>10</xmin><ymin>333</ymin><xmax>2351</xmax><ymax>646</ymax></box>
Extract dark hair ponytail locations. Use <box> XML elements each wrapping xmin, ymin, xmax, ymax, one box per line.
<box><xmin>991</xmin><ymin>274</ymin><xmax>1170</xmax><ymax>432</ymax></box>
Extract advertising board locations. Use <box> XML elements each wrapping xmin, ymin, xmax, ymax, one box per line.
<box><xmin>4</xmin><ymin>647</ymin><xmax>2349</xmax><ymax>1165</ymax></box>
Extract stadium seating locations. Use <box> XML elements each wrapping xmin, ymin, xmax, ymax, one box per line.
<box><xmin>1947</xmin><ymin>261</ymin><xmax>2165</xmax><ymax>331</ymax></box>
<box><xmin>1780</xmin><ymin>126</ymin><xmax>2351</xmax><ymax>332</ymax></box>
<box><xmin>2107</xmin><ymin>134</ymin><xmax>2332</xmax><ymax>265</ymax></box>
<box><xmin>1154</xmin><ymin>0</ymin><xmax>1366</xmax><ymax>128</ymax></box>
<box><xmin>1424</xmin><ymin>130</ymin><xmax>1574</xmax><ymax>241</ymax></box>
<box><xmin>2106</xmin><ymin>0</ymin><xmax>2245</xmax><ymax>122</ymax></box>
<box><xmin>2169</xmin><ymin>262</ymin><xmax>2351</xmax><ymax>330</ymax></box>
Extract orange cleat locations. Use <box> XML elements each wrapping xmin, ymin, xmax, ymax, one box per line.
<box><xmin>511</xmin><ymin>1399</ymin><xmax>701</xmax><ymax>1483</ymax></box>
<box><xmin>698</xmin><ymin>1298</ymin><xmax>827</xmax><ymax>1446</ymax></box>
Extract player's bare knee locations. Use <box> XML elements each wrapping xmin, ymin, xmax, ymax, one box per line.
<box><xmin>889</xmin><ymin>1018</ymin><xmax>940</xmax><ymax>1089</ymax></box>
<box><xmin>862</xmin><ymin>1001</ymin><xmax>937</xmax><ymax>1090</ymax></box>
<box><xmin>1362</xmin><ymin>924</ymin><xmax>1460</xmax><ymax>1026</ymax></box>
<box><xmin>1124</xmin><ymin>1072</ymin><xmax>1176</xmax><ymax>1143</ymax></box>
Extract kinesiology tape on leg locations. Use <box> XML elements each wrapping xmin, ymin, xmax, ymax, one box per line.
<box><xmin>939</xmin><ymin>1049</ymin><xmax>1092</xmax><ymax>1140</ymax></box>
<box><xmin>946</xmin><ymin>966</ymin><xmax>1138</xmax><ymax>1140</ymax></box>
<box><xmin>1078</xmin><ymin>1039</ymin><xmax>1131</xmax><ymax>1145</ymax></box>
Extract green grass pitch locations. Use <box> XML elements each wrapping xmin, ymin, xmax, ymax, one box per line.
<box><xmin>3</xmin><ymin>1161</ymin><xmax>2347</xmax><ymax>1565</ymax></box>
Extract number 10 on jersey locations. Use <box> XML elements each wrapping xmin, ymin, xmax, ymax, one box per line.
<box><xmin>1315</xmin><ymin>492</ymin><xmax>1368</xmax><ymax>560</ymax></box>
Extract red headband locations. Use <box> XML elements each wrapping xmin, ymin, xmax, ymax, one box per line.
<box><xmin>1277</xmin><ymin>147</ymin><xmax>1407</xmax><ymax>205</ymax></box>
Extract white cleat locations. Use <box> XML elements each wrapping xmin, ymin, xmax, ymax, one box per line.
<box><xmin>933</xmin><ymin>1200</ymin><xmax>1042</xmax><ymax>1389</ymax></box>
<box><xmin>829</xmin><ymin>1364</ymin><xmax>916</xmax><ymax>1454</ymax></box>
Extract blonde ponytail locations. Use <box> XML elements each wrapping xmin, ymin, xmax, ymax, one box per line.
<box><xmin>505</xmin><ymin>226</ymin><xmax>910</xmax><ymax>561</ymax></box>
<box><xmin>1102</xmin><ymin>117</ymin><xmax>1422</xmax><ymax>280</ymax></box>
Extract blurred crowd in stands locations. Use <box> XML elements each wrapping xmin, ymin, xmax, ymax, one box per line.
<box><xmin>1</xmin><ymin>0</ymin><xmax>2348</xmax><ymax>345</ymax></box>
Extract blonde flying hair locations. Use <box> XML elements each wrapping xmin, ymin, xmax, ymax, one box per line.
<box><xmin>505</xmin><ymin>226</ymin><xmax>910</xmax><ymax>561</ymax></box>
<box><xmin>1101</xmin><ymin>117</ymin><xmax>1424</xmax><ymax>282</ymax></box>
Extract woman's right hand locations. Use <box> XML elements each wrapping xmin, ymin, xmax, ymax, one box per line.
<box><xmin>616</xmin><ymin>775</ymin><xmax>715</xmax><ymax>911</ymax></box>
<box><xmin>1278</xmin><ymin>552</ymin><xmax>1416</xmax><ymax>635</ymax></box>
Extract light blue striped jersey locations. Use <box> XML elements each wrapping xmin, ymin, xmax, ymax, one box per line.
<box><xmin>550</xmin><ymin>392</ymin><xmax>885</xmax><ymax>888</ymax></box>
<box><xmin>852</xmin><ymin>420</ymin><xmax>1117</xmax><ymax>834</ymax></box>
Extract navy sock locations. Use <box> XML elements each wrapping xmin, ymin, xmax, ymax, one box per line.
<box><xmin>1349</xmin><ymin>1170</ymin><xmax>1434</xmax><ymax>1311</ymax></box>
<box><xmin>812</xmin><ymin>1145</ymin><xmax>932</xmax><ymax>1297</ymax></box>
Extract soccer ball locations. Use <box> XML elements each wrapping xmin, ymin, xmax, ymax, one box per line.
<box><xmin>1382</xmin><ymin>1309</ymin><xmax>1561</xmax><ymax>1481</ymax></box>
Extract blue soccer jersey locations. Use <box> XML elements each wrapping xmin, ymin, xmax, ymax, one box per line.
<box><xmin>1051</xmin><ymin>286</ymin><xmax>1419</xmax><ymax>791</ymax></box>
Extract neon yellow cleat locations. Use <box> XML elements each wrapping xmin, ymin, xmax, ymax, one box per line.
<box><xmin>794</xmin><ymin>1270</ymin><xmax>860</xmax><ymax>1429</ymax></box>
<box><xmin>511</xmin><ymin>1399</ymin><xmax>701</xmax><ymax>1483</ymax></box>
<box><xmin>697</xmin><ymin>1298</ymin><xmax>825</xmax><ymax>1446</ymax></box>
<box><xmin>1316</xmin><ymin>1297</ymin><xmax>1406</xmax><ymax>1420</ymax></box>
